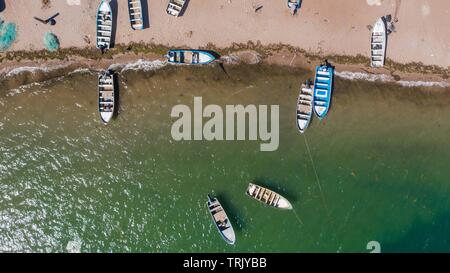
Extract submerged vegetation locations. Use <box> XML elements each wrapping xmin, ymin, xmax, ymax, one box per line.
<box><xmin>44</xmin><ymin>32</ymin><xmax>60</xmax><ymax>52</ymax></box>
<box><xmin>0</xmin><ymin>19</ymin><xmax>17</xmax><ymax>52</ymax></box>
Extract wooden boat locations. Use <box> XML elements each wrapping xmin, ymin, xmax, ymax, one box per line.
<box><xmin>287</xmin><ymin>0</ymin><xmax>301</xmax><ymax>15</ymax></box>
<box><xmin>98</xmin><ymin>70</ymin><xmax>115</xmax><ymax>124</ymax></box>
<box><xmin>128</xmin><ymin>0</ymin><xmax>144</xmax><ymax>30</ymax></box>
<box><xmin>313</xmin><ymin>61</ymin><xmax>334</xmax><ymax>119</ymax></box>
<box><xmin>296</xmin><ymin>79</ymin><xmax>314</xmax><ymax>133</ymax></box>
<box><xmin>96</xmin><ymin>0</ymin><xmax>113</xmax><ymax>52</ymax></box>
<box><xmin>371</xmin><ymin>17</ymin><xmax>387</xmax><ymax>67</ymax></box>
<box><xmin>166</xmin><ymin>0</ymin><xmax>186</xmax><ymax>17</ymax></box>
<box><xmin>245</xmin><ymin>183</ymin><xmax>293</xmax><ymax>210</ymax></box>
<box><xmin>207</xmin><ymin>194</ymin><xmax>236</xmax><ymax>245</ymax></box>
<box><xmin>167</xmin><ymin>49</ymin><xmax>216</xmax><ymax>65</ymax></box>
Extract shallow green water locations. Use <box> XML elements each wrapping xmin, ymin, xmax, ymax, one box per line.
<box><xmin>0</xmin><ymin>64</ymin><xmax>449</xmax><ymax>252</ymax></box>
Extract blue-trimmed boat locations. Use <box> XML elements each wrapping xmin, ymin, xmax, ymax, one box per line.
<box><xmin>313</xmin><ymin>61</ymin><xmax>334</xmax><ymax>119</ymax></box>
<box><xmin>96</xmin><ymin>0</ymin><xmax>113</xmax><ymax>52</ymax></box>
<box><xmin>128</xmin><ymin>0</ymin><xmax>144</xmax><ymax>30</ymax></box>
<box><xmin>166</xmin><ymin>50</ymin><xmax>217</xmax><ymax>65</ymax></box>
<box><xmin>287</xmin><ymin>0</ymin><xmax>301</xmax><ymax>15</ymax></box>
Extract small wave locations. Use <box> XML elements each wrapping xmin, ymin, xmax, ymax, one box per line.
<box><xmin>2</xmin><ymin>64</ymin><xmax>71</xmax><ymax>78</ymax></box>
<box><xmin>109</xmin><ymin>59</ymin><xmax>168</xmax><ymax>73</ymax></box>
<box><xmin>335</xmin><ymin>71</ymin><xmax>449</xmax><ymax>88</ymax></box>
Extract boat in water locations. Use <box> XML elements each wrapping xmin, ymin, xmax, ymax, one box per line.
<box><xmin>98</xmin><ymin>70</ymin><xmax>116</xmax><ymax>124</ymax></box>
<box><xmin>96</xmin><ymin>0</ymin><xmax>113</xmax><ymax>52</ymax></box>
<box><xmin>166</xmin><ymin>0</ymin><xmax>186</xmax><ymax>17</ymax></box>
<box><xmin>313</xmin><ymin>61</ymin><xmax>334</xmax><ymax>119</ymax></box>
<box><xmin>128</xmin><ymin>0</ymin><xmax>144</xmax><ymax>30</ymax></box>
<box><xmin>207</xmin><ymin>194</ymin><xmax>236</xmax><ymax>245</ymax></box>
<box><xmin>371</xmin><ymin>17</ymin><xmax>387</xmax><ymax>67</ymax></box>
<box><xmin>296</xmin><ymin>79</ymin><xmax>314</xmax><ymax>133</ymax></box>
<box><xmin>245</xmin><ymin>183</ymin><xmax>293</xmax><ymax>210</ymax></box>
<box><xmin>167</xmin><ymin>49</ymin><xmax>216</xmax><ymax>65</ymax></box>
<box><xmin>287</xmin><ymin>0</ymin><xmax>301</xmax><ymax>15</ymax></box>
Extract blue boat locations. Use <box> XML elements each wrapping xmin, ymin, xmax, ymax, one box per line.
<box><xmin>128</xmin><ymin>0</ymin><xmax>144</xmax><ymax>30</ymax></box>
<box><xmin>313</xmin><ymin>61</ymin><xmax>334</xmax><ymax>119</ymax></box>
<box><xmin>287</xmin><ymin>0</ymin><xmax>302</xmax><ymax>15</ymax></box>
<box><xmin>167</xmin><ymin>50</ymin><xmax>216</xmax><ymax>65</ymax></box>
<box><xmin>96</xmin><ymin>0</ymin><xmax>113</xmax><ymax>52</ymax></box>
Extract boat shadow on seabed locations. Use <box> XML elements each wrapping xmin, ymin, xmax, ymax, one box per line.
<box><xmin>0</xmin><ymin>1</ymin><xmax>5</xmax><ymax>13</ymax></box>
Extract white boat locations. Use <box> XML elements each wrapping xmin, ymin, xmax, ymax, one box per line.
<box><xmin>166</xmin><ymin>0</ymin><xmax>186</xmax><ymax>17</ymax></box>
<box><xmin>207</xmin><ymin>195</ymin><xmax>236</xmax><ymax>245</ymax></box>
<box><xmin>371</xmin><ymin>17</ymin><xmax>387</xmax><ymax>67</ymax></box>
<box><xmin>128</xmin><ymin>0</ymin><xmax>144</xmax><ymax>30</ymax></box>
<box><xmin>96</xmin><ymin>0</ymin><xmax>113</xmax><ymax>52</ymax></box>
<box><xmin>98</xmin><ymin>70</ymin><xmax>115</xmax><ymax>124</ymax></box>
<box><xmin>296</xmin><ymin>80</ymin><xmax>314</xmax><ymax>133</ymax></box>
<box><xmin>245</xmin><ymin>183</ymin><xmax>293</xmax><ymax>210</ymax></box>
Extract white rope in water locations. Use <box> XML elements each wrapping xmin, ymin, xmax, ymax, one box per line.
<box><xmin>303</xmin><ymin>134</ymin><xmax>329</xmax><ymax>214</ymax></box>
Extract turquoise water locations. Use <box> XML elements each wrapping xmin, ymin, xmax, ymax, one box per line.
<box><xmin>0</xmin><ymin>64</ymin><xmax>449</xmax><ymax>252</ymax></box>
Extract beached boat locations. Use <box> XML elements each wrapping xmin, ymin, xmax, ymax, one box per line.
<box><xmin>166</xmin><ymin>0</ymin><xmax>186</xmax><ymax>17</ymax></box>
<box><xmin>296</xmin><ymin>80</ymin><xmax>314</xmax><ymax>133</ymax></box>
<box><xmin>287</xmin><ymin>0</ymin><xmax>301</xmax><ymax>15</ymax></box>
<box><xmin>128</xmin><ymin>0</ymin><xmax>144</xmax><ymax>30</ymax></box>
<box><xmin>207</xmin><ymin>195</ymin><xmax>236</xmax><ymax>245</ymax></box>
<box><xmin>245</xmin><ymin>183</ymin><xmax>293</xmax><ymax>210</ymax></box>
<box><xmin>167</xmin><ymin>50</ymin><xmax>216</xmax><ymax>65</ymax></box>
<box><xmin>313</xmin><ymin>61</ymin><xmax>334</xmax><ymax>119</ymax></box>
<box><xmin>371</xmin><ymin>17</ymin><xmax>387</xmax><ymax>67</ymax></box>
<box><xmin>98</xmin><ymin>70</ymin><xmax>115</xmax><ymax>124</ymax></box>
<box><xmin>96</xmin><ymin>0</ymin><xmax>113</xmax><ymax>52</ymax></box>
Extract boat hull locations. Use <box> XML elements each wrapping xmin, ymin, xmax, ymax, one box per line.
<box><xmin>128</xmin><ymin>0</ymin><xmax>144</xmax><ymax>30</ymax></box>
<box><xmin>246</xmin><ymin>183</ymin><xmax>293</xmax><ymax>210</ymax></box>
<box><xmin>371</xmin><ymin>17</ymin><xmax>387</xmax><ymax>67</ymax></box>
<box><xmin>96</xmin><ymin>0</ymin><xmax>113</xmax><ymax>51</ymax></box>
<box><xmin>98</xmin><ymin>70</ymin><xmax>116</xmax><ymax>124</ymax></box>
<box><xmin>207</xmin><ymin>195</ymin><xmax>236</xmax><ymax>245</ymax></box>
<box><xmin>167</xmin><ymin>50</ymin><xmax>216</xmax><ymax>65</ymax></box>
<box><xmin>313</xmin><ymin>63</ymin><xmax>334</xmax><ymax>119</ymax></box>
<box><xmin>296</xmin><ymin>81</ymin><xmax>314</xmax><ymax>133</ymax></box>
<box><xmin>166</xmin><ymin>0</ymin><xmax>186</xmax><ymax>17</ymax></box>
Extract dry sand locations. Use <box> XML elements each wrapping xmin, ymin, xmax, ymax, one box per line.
<box><xmin>0</xmin><ymin>0</ymin><xmax>449</xmax><ymax>68</ymax></box>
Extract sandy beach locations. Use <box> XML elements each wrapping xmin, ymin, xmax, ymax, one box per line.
<box><xmin>0</xmin><ymin>0</ymin><xmax>449</xmax><ymax>84</ymax></box>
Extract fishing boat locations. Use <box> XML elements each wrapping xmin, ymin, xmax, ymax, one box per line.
<box><xmin>371</xmin><ymin>17</ymin><xmax>387</xmax><ymax>67</ymax></box>
<box><xmin>128</xmin><ymin>0</ymin><xmax>144</xmax><ymax>30</ymax></box>
<box><xmin>207</xmin><ymin>195</ymin><xmax>236</xmax><ymax>245</ymax></box>
<box><xmin>313</xmin><ymin>61</ymin><xmax>334</xmax><ymax>119</ymax></box>
<box><xmin>98</xmin><ymin>70</ymin><xmax>115</xmax><ymax>124</ymax></box>
<box><xmin>287</xmin><ymin>0</ymin><xmax>301</xmax><ymax>15</ymax></box>
<box><xmin>296</xmin><ymin>80</ymin><xmax>314</xmax><ymax>133</ymax></box>
<box><xmin>167</xmin><ymin>49</ymin><xmax>216</xmax><ymax>65</ymax></box>
<box><xmin>245</xmin><ymin>183</ymin><xmax>293</xmax><ymax>210</ymax></box>
<box><xmin>96</xmin><ymin>0</ymin><xmax>113</xmax><ymax>52</ymax></box>
<box><xmin>166</xmin><ymin>0</ymin><xmax>186</xmax><ymax>17</ymax></box>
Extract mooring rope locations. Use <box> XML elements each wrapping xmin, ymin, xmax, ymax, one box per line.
<box><xmin>292</xmin><ymin>209</ymin><xmax>304</xmax><ymax>226</ymax></box>
<box><xmin>303</xmin><ymin>134</ymin><xmax>329</xmax><ymax>215</ymax></box>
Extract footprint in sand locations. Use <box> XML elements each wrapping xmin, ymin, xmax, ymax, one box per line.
<box><xmin>421</xmin><ymin>4</ymin><xmax>431</xmax><ymax>16</ymax></box>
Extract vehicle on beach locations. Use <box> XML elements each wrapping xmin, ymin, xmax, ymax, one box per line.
<box><xmin>207</xmin><ymin>194</ymin><xmax>236</xmax><ymax>245</ymax></box>
<box><xmin>128</xmin><ymin>0</ymin><xmax>144</xmax><ymax>30</ymax></box>
<box><xmin>96</xmin><ymin>0</ymin><xmax>113</xmax><ymax>52</ymax></box>
<box><xmin>166</xmin><ymin>0</ymin><xmax>186</xmax><ymax>17</ymax></box>
<box><xmin>98</xmin><ymin>70</ymin><xmax>116</xmax><ymax>124</ymax></box>
<box><xmin>313</xmin><ymin>61</ymin><xmax>334</xmax><ymax>119</ymax></box>
<box><xmin>245</xmin><ymin>183</ymin><xmax>293</xmax><ymax>210</ymax></box>
<box><xmin>371</xmin><ymin>17</ymin><xmax>387</xmax><ymax>67</ymax></box>
<box><xmin>296</xmin><ymin>79</ymin><xmax>314</xmax><ymax>133</ymax></box>
<box><xmin>166</xmin><ymin>49</ymin><xmax>217</xmax><ymax>65</ymax></box>
<box><xmin>287</xmin><ymin>0</ymin><xmax>302</xmax><ymax>15</ymax></box>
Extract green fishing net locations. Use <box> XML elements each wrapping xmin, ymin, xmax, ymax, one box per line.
<box><xmin>44</xmin><ymin>32</ymin><xmax>60</xmax><ymax>52</ymax></box>
<box><xmin>0</xmin><ymin>19</ymin><xmax>17</xmax><ymax>51</ymax></box>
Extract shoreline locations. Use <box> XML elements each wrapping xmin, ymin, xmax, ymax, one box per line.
<box><xmin>0</xmin><ymin>42</ymin><xmax>449</xmax><ymax>92</ymax></box>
